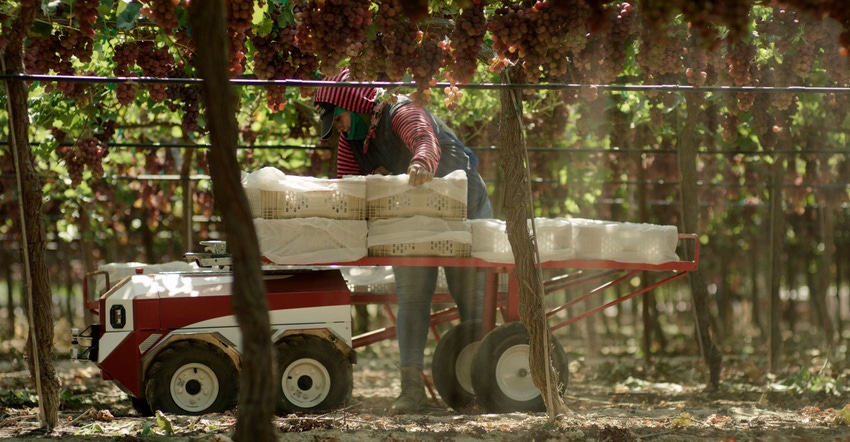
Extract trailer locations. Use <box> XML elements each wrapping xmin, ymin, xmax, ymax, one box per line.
<box><xmin>337</xmin><ymin>233</ymin><xmax>700</xmax><ymax>413</ymax></box>
<box><xmin>74</xmin><ymin>234</ymin><xmax>699</xmax><ymax>415</ymax></box>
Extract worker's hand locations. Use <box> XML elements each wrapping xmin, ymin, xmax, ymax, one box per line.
<box><xmin>374</xmin><ymin>165</ymin><xmax>392</xmax><ymax>175</ymax></box>
<box><xmin>407</xmin><ymin>163</ymin><xmax>433</xmax><ymax>186</ymax></box>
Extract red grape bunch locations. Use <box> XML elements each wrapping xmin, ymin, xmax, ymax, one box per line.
<box><xmin>251</xmin><ymin>6</ymin><xmax>319</xmax><ymax>111</ymax></box>
<box><xmin>488</xmin><ymin>0</ymin><xmax>590</xmax><ymax>79</ymax></box>
<box><xmin>225</xmin><ymin>0</ymin><xmax>254</xmax><ymax>76</ymax></box>
<box><xmin>295</xmin><ymin>0</ymin><xmax>372</xmax><ymax>76</ymax></box>
<box><xmin>409</xmin><ymin>35</ymin><xmax>446</xmax><ymax>106</ymax></box>
<box><xmin>165</xmin><ymin>66</ymin><xmax>203</xmax><ymax>134</ymax></box>
<box><xmin>72</xmin><ymin>0</ymin><xmax>98</xmax><ymax>60</ymax></box>
<box><xmin>349</xmin><ymin>34</ymin><xmax>388</xmax><ymax>81</ymax></box>
<box><xmin>141</xmin><ymin>0</ymin><xmax>180</xmax><ymax>33</ymax></box>
<box><xmin>636</xmin><ymin>24</ymin><xmax>685</xmax><ymax>84</ymax></box>
<box><xmin>574</xmin><ymin>2</ymin><xmax>636</xmax><ymax>85</ymax></box>
<box><xmin>112</xmin><ymin>42</ymin><xmax>140</xmax><ymax>105</ymax></box>
<box><xmin>447</xmin><ymin>0</ymin><xmax>488</xmax><ymax>85</ymax></box>
<box><xmin>60</xmin><ymin>137</ymin><xmax>109</xmax><ymax>186</ymax></box>
<box><xmin>375</xmin><ymin>0</ymin><xmax>419</xmax><ymax>80</ymax></box>
<box><xmin>135</xmin><ymin>41</ymin><xmax>175</xmax><ymax>102</ymax></box>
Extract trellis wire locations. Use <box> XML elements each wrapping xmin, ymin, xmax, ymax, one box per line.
<box><xmin>3</xmin><ymin>73</ymin><xmax>850</xmax><ymax>94</ymax></box>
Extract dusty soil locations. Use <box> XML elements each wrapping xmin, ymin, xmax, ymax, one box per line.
<box><xmin>1</xmin><ymin>329</ymin><xmax>849</xmax><ymax>441</ymax></box>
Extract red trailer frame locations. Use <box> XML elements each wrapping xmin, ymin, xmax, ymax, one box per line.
<box><xmin>333</xmin><ymin>233</ymin><xmax>700</xmax><ymax>348</ymax></box>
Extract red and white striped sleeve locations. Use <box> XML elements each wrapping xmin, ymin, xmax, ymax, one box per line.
<box><xmin>390</xmin><ymin>104</ymin><xmax>440</xmax><ymax>174</ymax></box>
<box><xmin>336</xmin><ymin>137</ymin><xmax>361</xmax><ymax>178</ymax></box>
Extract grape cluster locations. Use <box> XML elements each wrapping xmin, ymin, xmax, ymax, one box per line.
<box><xmin>113</xmin><ymin>42</ymin><xmax>140</xmax><ymax>105</ymax></box>
<box><xmin>225</xmin><ymin>0</ymin><xmax>253</xmax><ymax>76</ymax></box>
<box><xmin>767</xmin><ymin>67</ymin><xmax>795</xmax><ymax>111</ymax></box>
<box><xmin>790</xmin><ymin>42</ymin><xmax>816</xmax><ymax>79</ymax></box>
<box><xmin>409</xmin><ymin>37</ymin><xmax>445</xmax><ymax>106</ymax></box>
<box><xmin>376</xmin><ymin>0</ymin><xmax>419</xmax><ymax>80</ymax></box>
<box><xmin>725</xmin><ymin>42</ymin><xmax>754</xmax><ymax>83</ymax></box>
<box><xmin>447</xmin><ymin>0</ymin><xmax>487</xmax><ymax>85</ymax></box>
<box><xmin>72</xmin><ymin>0</ymin><xmax>98</xmax><ymax>55</ymax></box>
<box><xmin>142</xmin><ymin>0</ymin><xmax>180</xmax><ymax>33</ymax></box>
<box><xmin>750</xmin><ymin>94</ymin><xmax>773</xmax><ymax>137</ymax></box>
<box><xmin>136</xmin><ymin>41</ymin><xmax>175</xmax><ymax>102</ymax></box>
<box><xmin>165</xmin><ymin>66</ymin><xmax>203</xmax><ymax>134</ymax></box>
<box><xmin>294</xmin><ymin>0</ymin><xmax>372</xmax><ymax>76</ymax></box>
<box><xmin>682</xmin><ymin>32</ymin><xmax>710</xmax><ymax>87</ymax></box>
<box><xmin>725</xmin><ymin>41</ymin><xmax>757</xmax><ymax>111</ymax></box>
<box><xmin>59</xmin><ymin>137</ymin><xmax>108</xmax><ymax>185</ymax></box>
<box><xmin>227</xmin><ymin>0</ymin><xmax>253</xmax><ymax>34</ymax></box>
<box><xmin>240</xmin><ymin>123</ymin><xmax>258</xmax><ymax>145</ymax></box>
<box><xmin>442</xmin><ymin>85</ymin><xmax>463</xmax><ymax>111</ymax></box>
<box><xmin>721</xmin><ymin>112</ymin><xmax>739</xmax><ymax>144</ymax></box>
<box><xmin>96</xmin><ymin>119</ymin><xmax>118</xmax><ymax>143</ymax></box>
<box><xmin>25</xmin><ymin>36</ymin><xmax>71</xmax><ymax>80</ymax></box>
<box><xmin>349</xmin><ymin>35</ymin><xmax>388</xmax><ymax>81</ymax></box>
<box><xmin>636</xmin><ymin>24</ymin><xmax>684</xmax><ymax>82</ymax></box>
<box><xmin>783</xmin><ymin>0</ymin><xmax>850</xmax><ymax>54</ymax></box>
<box><xmin>574</xmin><ymin>2</ymin><xmax>636</xmax><ymax>85</ymax></box>
<box><xmin>488</xmin><ymin>0</ymin><xmax>590</xmax><ymax>78</ymax></box>
<box><xmin>250</xmin><ymin>7</ymin><xmax>319</xmax><ymax>111</ymax></box>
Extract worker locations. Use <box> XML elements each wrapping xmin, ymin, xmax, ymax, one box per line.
<box><xmin>314</xmin><ymin>69</ymin><xmax>492</xmax><ymax>413</ymax></box>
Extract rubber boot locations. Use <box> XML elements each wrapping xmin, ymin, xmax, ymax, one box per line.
<box><xmin>390</xmin><ymin>366</ymin><xmax>428</xmax><ymax>414</ymax></box>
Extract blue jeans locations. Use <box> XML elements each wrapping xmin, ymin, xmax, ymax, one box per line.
<box><xmin>394</xmin><ymin>182</ymin><xmax>493</xmax><ymax>370</ymax></box>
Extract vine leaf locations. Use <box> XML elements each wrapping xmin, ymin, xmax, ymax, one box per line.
<box><xmin>116</xmin><ymin>1</ymin><xmax>142</xmax><ymax>31</ymax></box>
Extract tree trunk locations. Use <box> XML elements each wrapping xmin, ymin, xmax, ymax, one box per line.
<box><xmin>187</xmin><ymin>3</ymin><xmax>276</xmax><ymax>441</ymax></box>
<box><xmin>2</xmin><ymin>3</ymin><xmax>60</xmax><ymax>429</ymax></box>
<box><xmin>678</xmin><ymin>92</ymin><xmax>722</xmax><ymax>390</ymax></box>
<box><xmin>767</xmin><ymin>155</ymin><xmax>785</xmax><ymax>372</ymax></box>
<box><xmin>750</xmin><ymin>246</ymin><xmax>763</xmax><ymax>336</ymax></box>
<box><xmin>3</xmin><ymin>247</ymin><xmax>15</xmax><ymax>338</ymax></box>
<box><xmin>812</xmin><ymin>205</ymin><xmax>836</xmax><ymax>346</ymax></box>
<box><xmin>498</xmin><ymin>66</ymin><xmax>566</xmax><ymax>418</ymax></box>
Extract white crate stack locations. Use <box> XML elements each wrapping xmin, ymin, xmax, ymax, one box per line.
<box><xmin>570</xmin><ymin>218</ymin><xmax>679</xmax><ymax>264</ymax></box>
<box><xmin>244</xmin><ymin>167</ymin><xmax>368</xmax><ymax>264</ymax></box>
<box><xmin>468</xmin><ymin>218</ymin><xmax>575</xmax><ymax>263</ymax></box>
<box><xmin>469</xmin><ymin>217</ymin><xmax>680</xmax><ymax>264</ymax></box>
<box><xmin>366</xmin><ymin>170</ymin><xmax>471</xmax><ymax>257</ymax></box>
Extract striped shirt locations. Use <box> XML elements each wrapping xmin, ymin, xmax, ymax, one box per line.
<box><xmin>336</xmin><ymin>103</ymin><xmax>441</xmax><ymax>177</ymax></box>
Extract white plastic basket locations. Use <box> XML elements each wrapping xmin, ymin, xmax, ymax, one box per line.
<box><xmin>468</xmin><ymin>218</ymin><xmax>574</xmax><ymax>263</ymax></box>
<box><xmin>368</xmin><ymin>216</ymin><xmax>472</xmax><ymax>257</ymax></box>
<box><xmin>244</xmin><ymin>167</ymin><xmax>366</xmax><ymax>220</ymax></box>
<box><xmin>365</xmin><ymin>170</ymin><xmax>467</xmax><ymax>220</ymax></box>
<box><xmin>571</xmin><ymin>218</ymin><xmax>679</xmax><ymax>263</ymax></box>
<box><xmin>255</xmin><ymin>218</ymin><xmax>367</xmax><ymax>264</ymax></box>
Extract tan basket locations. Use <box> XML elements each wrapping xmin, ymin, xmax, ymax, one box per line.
<box><xmin>249</xmin><ymin>189</ymin><xmax>366</xmax><ymax>220</ymax></box>
<box><xmin>367</xmin><ymin>187</ymin><xmax>466</xmax><ymax>220</ymax></box>
<box><xmin>369</xmin><ymin>240</ymin><xmax>471</xmax><ymax>257</ymax></box>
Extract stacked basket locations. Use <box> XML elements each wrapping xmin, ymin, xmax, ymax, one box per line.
<box><xmin>244</xmin><ymin>167</ymin><xmax>473</xmax><ymax>264</ymax></box>
<box><xmin>467</xmin><ymin>217</ymin><xmax>680</xmax><ymax>264</ymax></box>
<box><xmin>365</xmin><ymin>170</ymin><xmax>471</xmax><ymax>257</ymax></box>
<box><xmin>244</xmin><ymin>167</ymin><xmax>368</xmax><ymax>264</ymax></box>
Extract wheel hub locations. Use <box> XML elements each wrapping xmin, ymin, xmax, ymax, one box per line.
<box><xmin>282</xmin><ymin>358</ymin><xmax>331</xmax><ymax>408</ymax></box>
<box><xmin>494</xmin><ymin>344</ymin><xmax>539</xmax><ymax>402</ymax></box>
<box><xmin>170</xmin><ymin>362</ymin><xmax>220</xmax><ymax>411</ymax></box>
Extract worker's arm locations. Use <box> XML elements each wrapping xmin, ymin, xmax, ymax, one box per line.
<box><xmin>391</xmin><ymin>104</ymin><xmax>440</xmax><ymax>186</ymax></box>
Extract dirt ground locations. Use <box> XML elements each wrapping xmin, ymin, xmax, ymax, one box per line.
<box><xmin>1</xmin><ymin>326</ymin><xmax>849</xmax><ymax>441</ymax></box>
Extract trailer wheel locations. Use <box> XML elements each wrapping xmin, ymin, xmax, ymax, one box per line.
<box><xmin>471</xmin><ymin>321</ymin><xmax>569</xmax><ymax>413</ymax></box>
<box><xmin>276</xmin><ymin>334</ymin><xmax>352</xmax><ymax>413</ymax></box>
<box><xmin>145</xmin><ymin>341</ymin><xmax>238</xmax><ymax>415</ymax></box>
<box><xmin>432</xmin><ymin>320</ymin><xmax>483</xmax><ymax>410</ymax></box>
